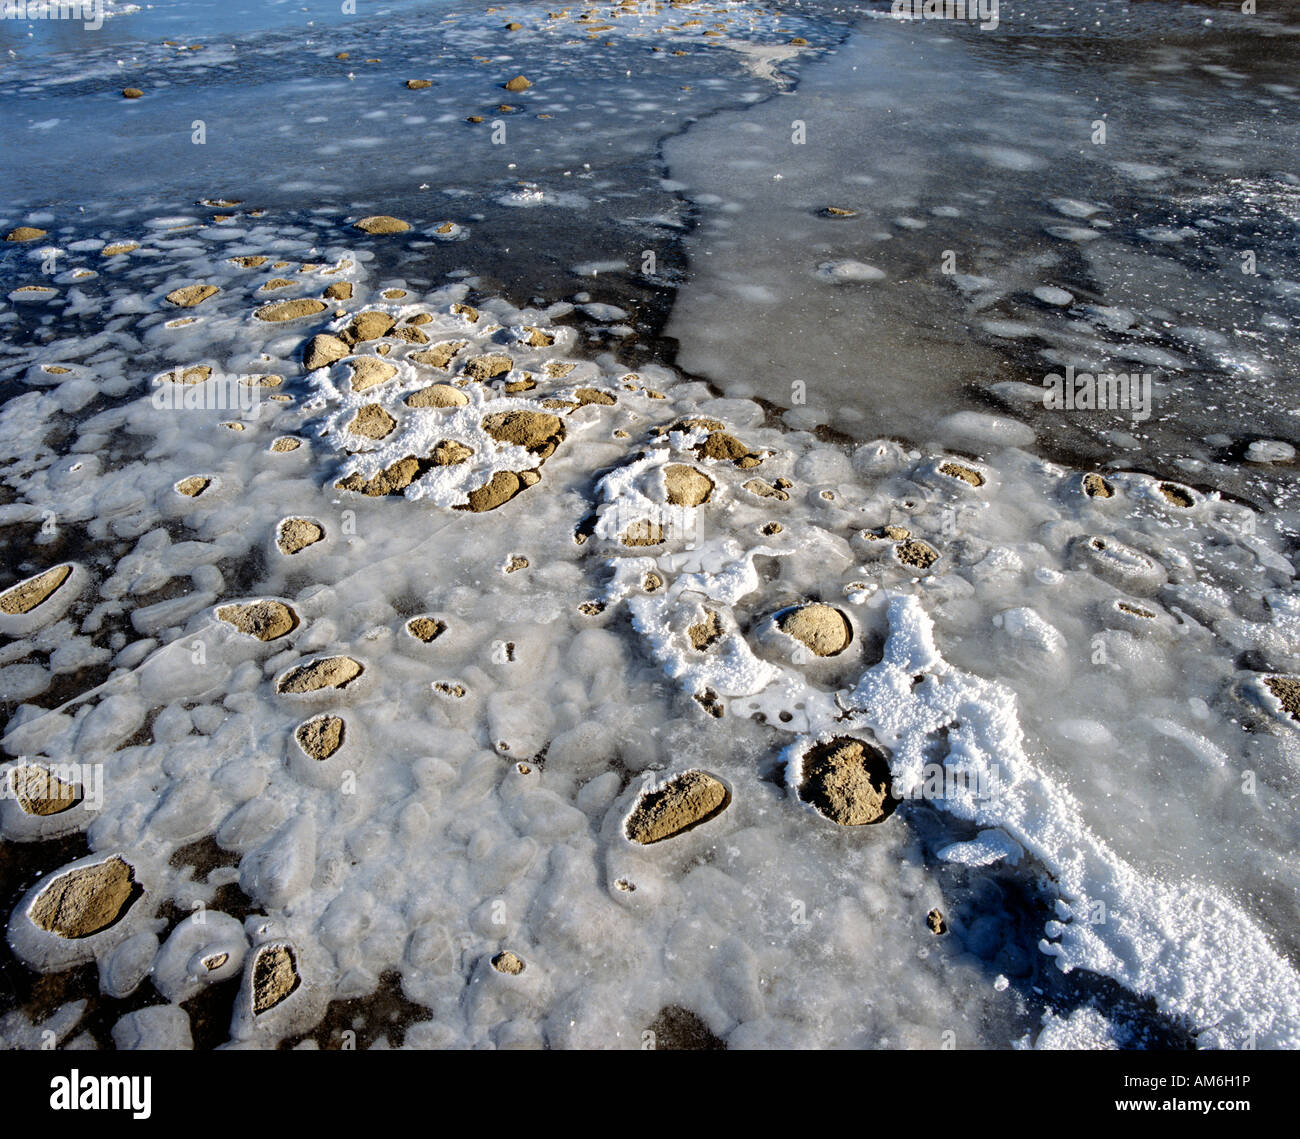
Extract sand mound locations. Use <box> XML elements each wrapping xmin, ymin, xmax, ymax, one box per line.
<box><xmin>216</xmin><ymin>600</ymin><xmax>298</xmax><ymax>641</ymax></box>
<box><xmin>5</xmin><ymin>227</ymin><xmax>48</xmax><ymax>242</ymax></box>
<box><xmin>176</xmin><ymin>475</ymin><xmax>212</xmax><ymax>499</ymax></box>
<box><xmin>100</xmin><ymin>242</ymin><xmax>138</xmax><ymax>256</ymax></box>
<box><xmin>405</xmin><ymin>383</ymin><xmax>468</xmax><ymax>409</ymax></box>
<box><xmin>796</xmin><ymin>737</ymin><xmax>896</xmax><ymax>825</ymax></box>
<box><xmin>621</xmin><ymin>520</ymin><xmax>664</xmax><ymax>547</ymax></box>
<box><xmin>1</xmin><ymin>564</ymin><xmax>73</xmax><ymax>615</ymax></box>
<box><xmin>255</xmin><ymin>297</ymin><xmax>328</xmax><ymax>322</ymax></box>
<box><xmin>896</xmin><ymin>538</ymin><xmax>940</xmax><ymax>570</ymax></box>
<box><xmin>411</xmin><ymin>341</ymin><xmax>467</xmax><ymax>370</ymax></box>
<box><xmin>481</xmin><ymin>409</ymin><xmax>564</xmax><ymax>458</ymax></box>
<box><xmin>696</xmin><ymin>430</ymin><xmax>762</xmax><ymax>468</ymax></box>
<box><xmin>270</xmin><ymin>436</ymin><xmax>302</xmax><ymax>453</ymax></box>
<box><xmin>323</xmin><ymin>281</ymin><xmax>353</xmax><ymax>301</ymax></box>
<box><xmin>348</xmin><ymin>403</ymin><xmax>397</xmax><ymax>439</ymax></box>
<box><xmin>353</xmin><ymin>215</ymin><xmax>411</xmax><ymax>234</ymax></box>
<box><xmin>463</xmin><ymin>353</ymin><xmax>514</xmax><ymax>381</ymax></box>
<box><xmin>522</xmin><ymin>326</ymin><xmax>555</xmax><ymax>347</ymax></box>
<box><xmin>252</xmin><ymin>944</ymin><xmax>300</xmax><ymax>1014</ymax></box>
<box><xmin>336</xmin><ymin>457</ymin><xmax>421</xmax><ymax>496</ymax></box>
<box><xmin>10</xmin><ymin>765</ymin><xmax>82</xmax><ymax>816</ymax></box>
<box><xmin>165</xmin><ymin>283</ymin><xmax>219</xmax><ymax>307</ymax></box>
<box><xmin>303</xmin><ymin>333</ymin><xmax>349</xmax><ymax>370</ymax></box>
<box><xmin>743</xmin><ymin>478</ymin><xmax>789</xmax><ymax>501</ymax></box>
<box><xmin>456</xmin><ymin>469</ymin><xmax>527</xmax><ymax>512</ymax></box>
<box><xmin>1083</xmin><ymin>472</ymin><xmax>1114</xmax><ymax>498</ymax></box>
<box><xmin>939</xmin><ymin>461</ymin><xmax>986</xmax><ymax>487</ymax></box>
<box><xmin>349</xmin><ymin>357</ymin><xmax>398</xmax><ymax>393</ymax></box>
<box><xmin>122</xmin><ymin>87</ymin><xmax>143</xmax><ymax>98</ymax></box>
<box><xmin>342</xmin><ymin>311</ymin><xmax>396</xmax><ymax>345</ymax></box>
<box><xmin>777</xmin><ymin>603</ymin><xmax>852</xmax><ymax>657</ymax></box>
<box><xmin>296</xmin><ymin>715</ymin><xmax>345</xmax><ymax>760</ymax></box>
<box><xmin>431</xmin><ymin>440</ymin><xmax>474</xmax><ymax>466</ymax></box>
<box><xmin>927</xmin><ymin>909</ymin><xmax>947</xmax><ymax>935</ymax></box>
<box><xmin>405</xmin><ymin>79</ymin><xmax>432</xmax><ymax>89</ymax></box>
<box><xmin>504</xmin><ymin>75</ymin><xmax>533</xmax><ymax>91</ymax></box>
<box><xmin>276</xmin><ymin>656</ymin><xmax>363</xmax><ymax>693</ymax></box>
<box><xmin>30</xmin><ymin>857</ymin><xmax>139</xmax><ymax>939</ymax></box>
<box><xmin>625</xmin><ymin>770</ymin><xmax>730</xmax><ymax>845</ymax></box>
<box><xmin>665</xmin><ymin>464</ymin><xmax>714</xmax><ymax>507</ymax></box>
<box><xmin>492</xmin><ymin>951</ymin><xmax>525</xmax><ymax>975</ymax></box>
<box><xmin>688</xmin><ymin>610</ymin><xmax>724</xmax><ymax>651</ymax></box>
<box><xmin>1265</xmin><ymin>676</ymin><xmax>1300</xmax><ymax>723</ymax></box>
<box><xmin>277</xmin><ymin>517</ymin><xmax>324</xmax><ymax>555</ymax></box>
<box><xmin>1159</xmin><ymin>481</ymin><xmax>1195</xmax><ymax>508</ymax></box>
<box><xmin>407</xmin><ymin>617</ymin><xmax>447</xmax><ymax>642</ymax></box>
<box><xmin>574</xmin><ymin>388</ymin><xmax>616</xmax><ymax>406</ymax></box>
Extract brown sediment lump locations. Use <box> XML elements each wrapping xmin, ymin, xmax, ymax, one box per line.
<box><xmin>101</xmin><ymin>241</ymin><xmax>138</xmax><ymax>256</ymax></box>
<box><xmin>411</xmin><ymin>341</ymin><xmax>468</xmax><ymax>370</ymax></box>
<box><xmin>1264</xmin><ymin>676</ymin><xmax>1300</xmax><ymax>723</ymax></box>
<box><xmin>761</xmin><ymin>522</ymin><xmax>782</xmax><ymax>535</ymax></box>
<box><xmin>434</xmin><ymin>682</ymin><xmax>466</xmax><ymax>698</ymax></box>
<box><xmin>621</xmin><ymin>520</ymin><xmax>663</xmax><ymax>547</ymax></box>
<box><xmin>5</xmin><ymin>226</ymin><xmax>47</xmax><ymax>242</ymax></box>
<box><xmin>927</xmin><ymin>908</ymin><xmax>947</xmax><ymax>935</ymax></box>
<box><xmin>505</xmin><ymin>555</ymin><xmax>529</xmax><ymax>573</ymax></box>
<box><xmin>353</xmin><ymin>215</ymin><xmax>411</xmax><ymax>234</ymax></box>
<box><xmin>575</xmin><ymin>387</ymin><xmax>616</xmax><ymax>406</ymax></box>
<box><xmin>456</xmin><ymin>469</ymin><xmax>527</xmax><ymax>513</ymax></box>
<box><xmin>255</xmin><ymin>297</ymin><xmax>328</xmax><ymax>322</ymax></box>
<box><xmin>579</xmin><ymin>601</ymin><xmax>605</xmax><ymax>616</ymax></box>
<box><xmin>492</xmin><ymin>951</ymin><xmax>525</xmax><ymax>974</ymax></box>
<box><xmin>242</xmin><ymin>373</ymin><xmax>283</xmax><ymax>388</ymax></box>
<box><xmin>122</xmin><ymin>87</ymin><xmax>144</xmax><ymax>98</ymax></box>
<box><xmin>348</xmin><ymin>403</ymin><xmax>397</xmax><ymax>440</ymax></box>
<box><xmin>688</xmin><ymin>609</ymin><xmax>724</xmax><ymax>651</ymax></box>
<box><xmin>303</xmin><ymin>333</ymin><xmax>349</xmax><ymax>371</ymax></box>
<box><xmin>295</xmin><ymin>715</ymin><xmax>345</xmax><ymax>760</ymax></box>
<box><xmin>451</xmin><ymin>303</ymin><xmax>479</xmax><ymax>322</ymax></box>
<box><xmin>221</xmin><ymin>421</ymin><xmax>246</xmax><ymax>431</ymax></box>
<box><xmin>820</xmin><ymin>206</ymin><xmax>856</xmax><ymax>217</ymax></box>
<box><xmin>431</xmin><ymin>439</ymin><xmax>474</xmax><ymax>466</ymax></box>
<box><xmin>405</xmin><ymin>383</ymin><xmax>469</xmax><ymax>409</ymax></box>
<box><xmin>643</xmin><ymin>572</ymin><xmax>664</xmax><ymax>592</ymax></box>
<box><xmin>540</xmin><ymin>398</ymin><xmax>577</xmax><ymax>410</ymax></box>
<box><xmin>665</xmin><ymin>464</ymin><xmax>714</xmax><ymax>507</ymax></box>
<box><xmin>393</xmin><ymin>325</ymin><xmax>429</xmax><ymax>345</ymax></box>
<box><xmin>625</xmin><ymin>770</ymin><xmax>730</xmax><ymax>845</ymax></box>
<box><xmin>30</xmin><ymin>856</ymin><xmax>138</xmax><ymax>939</ymax></box>
<box><xmin>229</xmin><ymin>255</ymin><xmax>268</xmax><ymax>268</ymax></box>
<box><xmin>159</xmin><ymin>365</ymin><xmax>212</xmax><ymax>384</ymax></box>
<box><xmin>504</xmin><ymin>75</ymin><xmax>533</xmax><ymax>91</ymax></box>
<box><xmin>42</xmin><ymin>366</ymin><xmax>71</xmax><ymax>375</ymax></box>
<box><xmin>743</xmin><ymin>478</ymin><xmax>788</xmax><ymax>501</ymax></box>
<box><xmin>1</xmin><ymin>564</ymin><xmax>73</xmax><ymax>615</ymax></box>
<box><xmin>270</xmin><ymin>436</ymin><xmax>302</xmax><ymax>453</ymax></box>
<box><xmin>349</xmin><ymin>357</ymin><xmax>398</xmax><ymax>393</ymax></box>
<box><xmin>407</xmin><ymin>617</ymin><xmax>446</xmax><ymax>642</ymax></box>
<box><xmin>252</xmin><ymin>944</ymin><xmax>300</xmax><ymax>1014</ymax></box>
<box><xmin>777</xmin><ymin>603</ymin><xmax>852</xmax><ymax>657</ymax></box>
<box><xmin>1083</xmin><ymin>472</ymin><xmax>1114</xmax><ymax>498</ymax></box>
<box><xmin>406</xmin><ymin>78</ymin><xmax>432</xmax><ymax>89</ymax></box>
<box><xmin>216</xmin><ymin>600</ymin><xmax>298</xmax><ymax>641</ymax></box>
<box><xmin>939</xmin><ymin>461</ymin><xmax>985</xmax><ymax>487</ymax></box>
<box><xmin>1116</xmin><ymin>601</ymin><xmax>1155</xmax><ymax>618</ymax></box>
<box><xmin>546</xmin><ymin>361</ymin><xmax>576</xmax><ymax>378</ymax></box>
<box><xmin>405</xmin><ymin>312</ymin><xmax>432</xmax><ymax>325</ymax></box>
<box><xmin>342</xmin><ymin>310</ymin><xmax>396</xmax><ymax>345</ymax></box>
<box><xmin>165</xmin><ymin>283</ymin><xmax>219</xmax><ymax>307</ymax></box>
<box><xmin>521</xmin><ymin>326</ymin><xmax>555</xmax><ymax>347</ymax></box>
<box><xmin>336</xmin><ymin>456</ymin><xmax>422</xmax><ymax>496</ymax></box>
<box><xmin>896</xmin><ymin>538</ymin><xmax>940</xmax><ymax>570</ymax></box>
<box><xmin>796</xmin><ymin>736</ymin><xmax>896</xmax><ymax>826</ymax></box>
<box><xmin>323</xmin><ymin>281</ymin><xmax>353</xmax><ymax>301</ymax></box>
<box><xmin>276</xmin><ymin>656</ymin><xmax>363</xmax><ymax>694</ymax></box>
<box><xmin>175</xmin><ymin>476</ymin><xmax>212</xmax><ymax>498</ymax></box>
<box><xmin>1159</xmin><ymin>481</ymin><xmax>1195</xmax><ymax>508</ymax></box>
<box><xmin>463</xmin><ymin>353</ymin><xmax>514</xmax><ymax>381</ymax></box>
<box><xmin>481</xmin><ymin>409</ymin><xmax>565</xmax><ymax>458</ymax></box>
<box><xmin>10</xmin><ymin>765</ymin><xmax>83</xmax><ymax>816</ymax></box>
<box><xmin>260</xmin><ymin>277</ymin><xmax>294</xmax><ymax>291</ymax></box>
<box><xmin>696</xmin><ymin>430</ymin><xmax>762</xmax><ymax>468</ymax></box>
<box><xmin>277</xmin><ymin>517</ymin><xmax>324</xmax><ymax>555</ymax></box>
